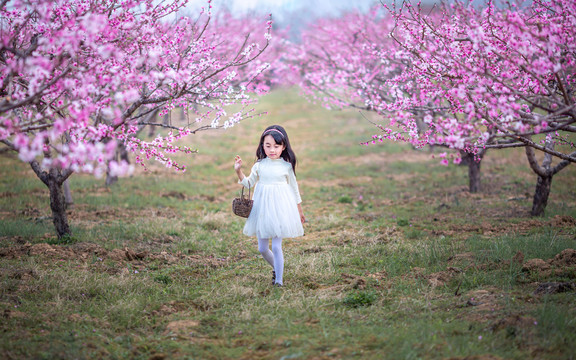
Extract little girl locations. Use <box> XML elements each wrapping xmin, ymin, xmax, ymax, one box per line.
<box><xmin>234</xmin><ymin>125</ymin><xmax>305</xmax><ymax>287</ymax></box>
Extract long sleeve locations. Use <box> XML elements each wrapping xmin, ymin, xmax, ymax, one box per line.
<box><xmin>239</xmin><ymin>162</ymin><xmax>259</xmax><ymax>189</ymax></box>
<box><xmin>287</xmin><ymin>167</ymin><xmax>302</xmax><ymax>204</ymax></box>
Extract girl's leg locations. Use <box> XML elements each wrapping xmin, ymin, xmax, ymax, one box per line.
<box><xmin>257</xmin><ymin>237</ymin><xmax>274</xmax><ymax>268</ymax></box>
<box><xmin>271</xmin><ymin>237</ymin><xmax>284</xmax><ymax>285</ymax></box>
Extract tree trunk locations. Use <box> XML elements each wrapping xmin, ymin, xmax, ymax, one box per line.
<box><xmin>468</xmin><ymin>157</ymin><xmax>482</xmax><ymax>193</ymax></box>
<box><xmin>63</xmin><ymin>178</ymin><xmax>73</xmax><ymax>208</ymax></box>
<box><xmin>30</xmin><ymin>161</ymin><xmax>73</xmax><ymax>239</ymax></box>
<box><xmin>460</xmin><ymin>150</ymin><xmax>485</xmax><ymax>193</ymax></box>
<box><xmin>531</xmin><ymin>173</ymin><xmax>552</xmax><ymax>216</ymax></box>
<box><xmin>105</xmin><ymin>142</ymin><xmax>130</xmax><ymax>186</ymax></box>
<box><xmin>48</xmin><ymin>175</ymin><xmax>71</xmax><ymax>238</ymax></box>
<box><xmin>524</xmin><ymin>136</ymin><xmax>563</xmax><ymax>217</ymax></box>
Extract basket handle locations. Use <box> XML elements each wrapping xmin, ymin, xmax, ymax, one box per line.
<box><xmin>241</xmin><ymin>180</ymin><xmax>252</xmax><ymax>200</ymax></box>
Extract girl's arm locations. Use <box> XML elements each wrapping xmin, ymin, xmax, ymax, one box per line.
<box><xmin>235</xmin><ymin>155</ymin><xmax>258</xmax><ymax>188</ymax></box>
<box><xmin>287</xmin><ymin>166</ymin><xmax>302</xmax><ymax>204</ymax></box>
<box><xmin>287</xmin><ymin>166</ymin><xmax>305</xmax><ymax>223</ymax></box>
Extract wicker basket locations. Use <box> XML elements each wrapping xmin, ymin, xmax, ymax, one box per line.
<box><xmin>232</xmin><ymin>182</ymin><xmax>253</xmax><ymax>218</ymax></box>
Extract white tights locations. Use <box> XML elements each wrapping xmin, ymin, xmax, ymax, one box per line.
<box><xmin>258</xmin><ymin>236</ymin><xmax>284</xmax><ymax>285</ymax></box>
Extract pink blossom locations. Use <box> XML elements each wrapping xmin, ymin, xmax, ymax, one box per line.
<box><xmin>1</xmin><ymin>0</ymin><xmax>275</xmax><ymax>177</ymax></box>
<box><xmin>283</xmin><ymin>0</ymin><xmax>575</xmax><ymax>166</ymax></box>
<box><xmin>14</xmin><ymin>134</ymin><xmax>29</xmax><ymax>149</ymax></box>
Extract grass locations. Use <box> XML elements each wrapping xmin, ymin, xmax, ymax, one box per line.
<box><xmin>1</xmin><ymin>88</ymin><xmax>576</xmax><ymax>359</ymax></box>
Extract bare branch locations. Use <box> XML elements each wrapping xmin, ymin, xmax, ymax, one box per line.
<box><xmin>552</xmin><ymin>151</ymin><xmax>576</xmax><ymax>175</ymax></box>
<box><xmin>484</xmin><ymin>142</ymin><xmax>527</xmax><ymax>149</ymax></box>
<box><xmin>525</xmin><ymin>145</ymin><xmax>547</xmax><ymax>177</ymax></box>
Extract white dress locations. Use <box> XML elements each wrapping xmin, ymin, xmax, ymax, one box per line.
<box><xmin>239</xmin><ymin>157</ymin><xmax>304</xmax><ymax>239</ymax></box>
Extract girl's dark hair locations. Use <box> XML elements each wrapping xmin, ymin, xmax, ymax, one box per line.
<box><xmin>256</xmin><ymin>125</ymin><xmax>297</xmax><ymax>174</ymax></box>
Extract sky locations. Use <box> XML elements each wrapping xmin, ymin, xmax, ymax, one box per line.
<box><xmin>220</xmin><ymin>0</ymin><xmax>377</xmax><ymax>17</ymax></box>
<box><xmin>183</xmin><ymin>0</ymin><xmax>380</xmax><ymax>38</ymax></box>
<box><xmin>184</xmin><ymin>0</ymin><xmax>378</xmax><ymax>21</ymax></box>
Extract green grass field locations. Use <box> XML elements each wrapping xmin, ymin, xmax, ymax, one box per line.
<box><xmin>1</xmin><ymin>89</ymin><xmax>575</xmax><ymax>359</ymax></box>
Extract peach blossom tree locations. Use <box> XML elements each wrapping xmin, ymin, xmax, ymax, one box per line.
<box><xmin>288</xmin><ymin>0</ymin><xmax>575</xmax><ymax>215</ymax></box>
<box><xmin>0</xmin><ymin>0</ymin><xmax>274</xmax><ymax>238</ymax></box>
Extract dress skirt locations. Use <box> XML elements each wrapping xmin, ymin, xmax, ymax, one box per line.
<box><xmin>243</xmin><ymin>182</ymin><xmax>304</xmax><ymax>239</ymax></box>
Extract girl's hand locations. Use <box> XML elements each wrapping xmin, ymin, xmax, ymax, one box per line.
<box><xmin>234</xmin><ymin>155</ymin><xmax>246</xmax><ymax>182</ymax></box>
<box><xmin>234</xmin><ymin>155</ymin><xmax>242</xmax><ymax>172</ymax></box>
<box><xmin>298</xmin><ymin>203</ymin><xmax>306</xmax><ymax>224</ymax></box>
